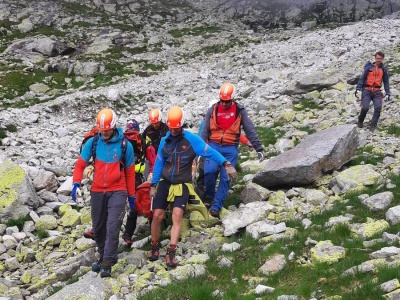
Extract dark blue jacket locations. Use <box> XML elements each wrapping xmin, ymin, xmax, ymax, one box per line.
<box><xmin>356</xmin><ymin>62</ymin><xmax>391</xmax><ymax>95</ymax></box>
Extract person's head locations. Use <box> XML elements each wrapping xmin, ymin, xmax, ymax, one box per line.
<box><xmin>148</xmin><ymin>109</ymin><xmax>162</xmax><ymax>130</ymax></box>
<box><xmin>166</xmin><ymin>106</ymin><xmax>184</xmax><ymax>136</ymax></box>
<box><xmin>374</xmin><ymin>51</ymin><xmax>385</xmax><ymax>66</ymax></box>
<box><xmin>219</xmin><ymin>82</ymin><xmax>235</xmax><ymax>109</ymax></box>
<box><xmin>96</xmin><ymin>108</ymin><xmax>117</xmax><ymax>140</ymax></box>
<box><xmin>126</xmin><ymin>119</ymin><xmax>140</xmax><ymax>132</ymax></box>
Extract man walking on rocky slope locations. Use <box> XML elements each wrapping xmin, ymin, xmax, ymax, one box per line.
<box><xmin>71</xmin><ymin>108</ymin><xmax>136</xmax><ymax>278</ymax></box>
<box><xmin>147</xmin><ymin>106</ymin><xmax>237</xmax><ymax>268</ymax></box>
<box><xmin>355</xmin><ymin>51</ymin><xmax>391</xmax><ymax>131</ymax></box>
<box><xmin>200</xmin><ymin>82</ymin><xmax>264</xmax><ymax>218</ymax></box>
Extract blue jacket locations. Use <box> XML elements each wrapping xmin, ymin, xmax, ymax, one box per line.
<box><xmin>356</xmin><ymin>61</ymin><xmax>391</xmax><ymax>95</ymax></box>
<box><xmin>151</xmin><ymin>129</ymin><xmax>227</xmax><ymax>185</ymax></box>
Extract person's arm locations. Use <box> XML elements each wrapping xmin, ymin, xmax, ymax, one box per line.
<box><xmin>200</xmin><ymin>107</ymin><xmax>212</xmax><ymax>142</ymax></box>
<box><xmin>124</xmin><ymin>142</ymin><xmax>136</xmax><ymax>196</ymax></box>
<box><xmin>240</xmin><ymin>109</ymin><xmax>263</xmax><ymax>152</ymax></box>
<box><xmin>151</xmin><ymin>137</ymin><xmax>166</xmax><ymax>186</ymax></box>
<box><xmin>383</xmin><ymin>67</ymin><xmax>391</xmax><ymax>96</ymax></box>
<box><xmin>187</xmin><ymin>132</ymin><xmax>227</xmax><ymax>165</ymax></box>
<box><xmin>145</xmin><ymin>145</ymin><xmax>157</xmax><ymax>172</ymax></box>
<box><xmin>356</xmin><ymin>63</ymin><xmax>369</xmax><ymax>91</ymax></box>
<box><xmin>72</xmin><ymin>138</ymin><xmax>94</xmax><ymax>183</ymax></box>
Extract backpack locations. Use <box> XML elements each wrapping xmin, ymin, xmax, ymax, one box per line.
<box><xmin>135</xmin><ymin>182</ymin><xmax>152</xmax><ymax>218</ymax></box>
<box><xmin>124</xmin><ymin>130</ymin><xmax>146</xmax><ymax>173</ymax></box>
<box><xmin>80</xmin><ymin>127</ymin><xmax>127</xmax><ymax>169</ymax></box>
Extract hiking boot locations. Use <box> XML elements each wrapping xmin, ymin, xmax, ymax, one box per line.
<box><xmin>370</xmin><ymin>124</ymin><xmax>377</xmax><ymax>132</ymax></box>
<box><xmin>147</xmin><ymin>242</ymin><xmax>161</xmax><ymax>261</ymax></box>
<box><xmin>92</xmin><ymin>258</ymin><xmax>102</xmax><ymax>272</ymax></box>
<box><xmin>123</xmin><ymin>236</ymin><xmax>133</xmax><ymax>247</ymax></box>
<box><xmin>100</xmin><ymin>267</ymin><xmax>111</xmax><ymax>278</ymax></box>
<box><xmin>357</xmin><ymin>120</ymin><xmax>363</xmax><ymax>128</ymax></box>
<box><xmin>83</xmin><ymin>229</ymin><xmax>94</xmax><ymax>240</ymax></box>
<box><xmin>209</xmin><ymin>209</ymin><xmax>220</xmax><ymax>219</ymax></box>
<box><xmin>165</xmin><ymin>248</ymin><xmax>178</xmax><ymax>268</ymax></box>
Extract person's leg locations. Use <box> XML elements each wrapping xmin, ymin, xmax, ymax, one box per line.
<box><xmin>166</xmin><ymin>184</ymin><xmax>189</xmax><ymax>268</ymax></box>
<box><xmin>370</xmin><ymin>92</ymin><xmax>383</xmax><ymax>128</ymax></box>
<box><xmin>210</xmin><ymin>145</ymin><xmax>238</xmax><ymax>213</ymax></box>
<box><xmin>148</xmin><ymin>180</ymin><xmax>169</xmax><ymax>261</ymax></box>
<box><xmin>204</xmin><ymin>143</ymin><xmax>222</xmax><ymax>205</ymax></box>
<box><xmin>358</xmin><ymin>90</ymin><xmax>371</xmax><ymax>126</ymax></box>
<box><xmin>102</xmin><ymin>190</ymin><xmax>127</xmax><ymax>266</ymax></box>
<box><xmin>90</xmin><ymin>192</ymin><xmax>108</xmax><ymax>259</ymax></box>
<box><xmin>122</xmin><ymin>209</ymin><xmax>138</xmax><ymax>241</ymax></box>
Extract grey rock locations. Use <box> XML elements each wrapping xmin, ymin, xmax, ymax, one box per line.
<box><xmin>253</xmin><ymin>125</ymin><xmax>358</xmax><ymax>188</ymax></box>
<box><xmin>386</xmin><ymin>205</ymin><xmax>400</xmax><ymax>225</ymax></box>
<box><xmin>240</xmin><ymin>183</ymin><xmax>271</xmax><ymax>204</ymax></box>
<box><xmin>221</xmin><ymin>242</ymin><xmax>240</xmax><ymax>252</ymax></box>
<box><xmin>380</xmin><ymin>279</ymin><xmax>400</xmax><ymax>293</ymax></box>
<box><xmin>218</xmin><ymin>257</ymin><xmax>233</xmax><ymax>268</ymax></box>
<box><xmin>259</xmin><ymin>254</ymin><xmax>286</xmax><ymax>275</ymax></box>
<box><xmin>370</xmin><ymin>247</ymin><xmax>400</xmax><ymax>259</ymax></box>
<box><xmin>361</xmin><ymin>191</ymin><xmax>393</xmax><ymax>211</ymax></box>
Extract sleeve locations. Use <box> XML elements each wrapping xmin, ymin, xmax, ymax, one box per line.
<box><xmin>356</xmin><ymin>63</ymin><xmax>368</xmax><ymax>90</ymax></box>
<box><xmin>187</xmin><ymin>132</ymin><xmax>227</xmax><ymax>165</ymax></box>
<box><xmin>124</xmin><ymin>142</ymin><xmax>136</xmax><ymax>196</ymax></box>
<box><xmin>151</xmin><ymin>137</ymin><xmax>166</xmax><ymax>186</ymax></box>
<box><xmin>200</xmin><ymin>108</ymin><xmax>212</xmax><ymax>142</ymax></box>
<box><xmin>72</xmin><ymin>138</ymin><xmax>94</xmax><ymax>183</ymax></box>
<box><xmin>383</xmin><ymin>67</ymin><xmax>391</xmax><ymax>95</ymax></box>
<box><xmin>240</xmin><ymin>109</ymin><xmax>263</xmax><ymax>152</ymax></box>
<box><xmin>239</xmin><ymin>134</ymin><xmax>249</xmax><ymax>146</ymax></box>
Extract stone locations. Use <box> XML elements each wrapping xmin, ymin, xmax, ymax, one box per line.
<box><xmin>259</xmin><ymin>254</ymin><xmax>286</xmax><ymax>275</ymax></box>
<box><xmin>310</xmin><ymin>240</ymin><xmax>345</xmax><ymax>264</ymax></box>
<box><xmin>360</xmin><ymin>191</ymin><xmax>393</xmax><ymax>211</ymax></box>
<box><xmin>240</xmin><ymin>182</ymin><xmax>271</xmax><ymax>204</ymax></box>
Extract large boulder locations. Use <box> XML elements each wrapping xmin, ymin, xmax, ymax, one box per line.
<box><xmin>0</xmin><ymin>160</ymin><xmax>40</xmax><ymax>223</ymax></box>
<box><xmin>253</xmin><ymin>125</ymin><xmax>358</xmax><ymax>188</ymax></box>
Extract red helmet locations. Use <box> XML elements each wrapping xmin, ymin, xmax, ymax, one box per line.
<box><xmin>148</xmin><ymin>109</ymin><xmax>162</xmax><ymax>124</ymax></box>
<box><xmin>166</xmin><ymin>106</ymin><xmax>184</xmax><ymax>129</ymax></box>
<box><xmin>219</xmin><ymin>82</ymin><xmax>236</xmax><ymax>101</ymax></box>
<box><xmin>96</xmin><ymin>108</ymin><xmax>117</xmax><ymax>130</ymax></box>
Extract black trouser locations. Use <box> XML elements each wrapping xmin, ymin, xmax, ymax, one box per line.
<box><xmin>123</xmin><ymin>173</ymin><xmax>144</xmax><ymax>239</ymax></box>
<box><xmin>358</xmin><ymin>90</ymin><xmax>383</xmax><ymax>126</ymax></box>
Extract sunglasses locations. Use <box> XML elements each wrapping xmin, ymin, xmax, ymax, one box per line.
<box><xmin>220</xmin><ymin>100</ymin><xmax>233</xmax><ymax>105</ymax></box>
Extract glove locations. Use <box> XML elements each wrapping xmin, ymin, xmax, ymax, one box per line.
<box><xmin>71</xmin><ymin>183</ymin><xmax>81</xmax><ymax>202</ymax></box>
<box><xmin>150</xmin><ymin>186</ymin><xmax>157</xmax><ymax>199</ymax></box>
<box><xmin>257</xmin><ymin>151</ymin><xmax>265</xmax><ymax>162</ymax></box>
<box><xmin>354</xmin><ymin>90</ymin><xmax>360</xmax><ymax>98</ymax></box>
<box><xmin>128</xmin><ymin>196</ymin><xmax>136</xmax><ymax>210</ymax></box>
<box><xmin>224</xmin><ymin>162</ymin><xmax>237</xmax><ymax>182</ymax></box>
<box><xmin>247</xmin><ymin>142</ymin><xmax>254</xmax><ymax>151</ymax></box>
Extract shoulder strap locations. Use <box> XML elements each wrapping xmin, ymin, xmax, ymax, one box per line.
<box><xmin>120</xmin><ymin>138</ymin><xmax>127</xmax><ymax>170</ymax></box>
<box><xmin>91</xmin><ymin>134</ymin><xmax>100</xmax><ymax>162</ymax></box>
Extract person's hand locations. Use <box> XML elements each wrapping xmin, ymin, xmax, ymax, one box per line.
<box><xmin>257</xmin><ymin>152</ymin><xmax>265</xmax><ymax>162</ymax></box>
<box><xmin>147</xmin><ymin>172</ymin><xmax>153</xmax><ymax>182</ymax></box>
<box><xmin>128</xmin><ymin>196</ymin><xmax>136</xmax><ymax>210</ymax></box>
<box><xmin>355</xmin><ymin>90</ymin><xmax>360</xmax><ymax>99</ymax></box>
<box><xmin>247</xmin><ymin>142</ymin><xmax>254</xmax><ymax>151</ymax></box>
<box><xmin>224</xmin><ymin>162</ymin><xmax>237</xmax><ymax>182</ymax></box>
<box><xmin>150</xmin><ymin>186</ymin><xmax>157</xmax><ymax>198</ymax></box>
<box><xmin>71</xmin><ymin>183</ymin><xmax>81</xmax><ymax>202</ymax></box>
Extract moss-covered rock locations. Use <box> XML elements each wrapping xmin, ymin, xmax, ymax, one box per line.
<box><xmin>60</xmin><ymin>209</ymin><xmax>81</xmax><ymax>227</ymax></box>
<box><xmin>310</xmin><ymin>240</ymin><xmax>346</xmax><ymax>265</ymax></box>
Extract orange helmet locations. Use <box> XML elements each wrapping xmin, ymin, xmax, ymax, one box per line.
<box><xmin>219</xmin><ymin>82</ymin><xmax>236</xmax><ymax>101</ymax></box>
<box><xmin>96</xmin><ymin>108</ymin><xmax>117</xmax><ymax>130</ymax></box>
<box><xmin>166</xmin><ymin>106</ymin><xmax>184</xmax><ymax>129</ymax></box>
<box><xmin>148</xmin><ymin>109</ymin><xmax>162</xmax><ymax>124</ymax></box>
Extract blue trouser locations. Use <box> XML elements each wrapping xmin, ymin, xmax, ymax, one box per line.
<box><xmin>204</xmin><ymin>142</ymin><xmax>238</xmax><ymax>212</ymax></box>
<box><xmin>91</xmin><ymin>190</ymin><xmax>126</xmax><ymax>265</ymax></box>
<box><xmin>358</xmin><ymin>90</ymin><xmax>383</xmax><ymax>126</ymax></box>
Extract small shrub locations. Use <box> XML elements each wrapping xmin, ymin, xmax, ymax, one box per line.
<box><xmin>294</xmin><ymin>97</ymin><xmax>322</xmax><ymax>111</ymax></box>
<box><xmin>0</xmin><ymin>129</ymin><xmax>6</xmax><ymax>139</ymax></box>
<box><xmin>387</xmin><ymin>124</ymin><xmax>400</xmax><ymax>136</ymax></box>
<box><xmin>347</xmin><ymin>145</ymin><xmax>384</xmax><ymax>166</ymax></box>
<box><xmin>36</xmin><ymin>229</ymin><xmax>49</xmax><ymax>239</ymax></box>
<box><xmin>6</xmin><ymin>124</ymin><xmax>17</xmax><ymax>132</ymax></box>
<box><xmin>6</xmin><ymin>216</ymin><xmax>29</xmax><ymax>231</ymax></box>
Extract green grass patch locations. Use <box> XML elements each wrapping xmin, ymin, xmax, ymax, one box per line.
<box><xmin>256</xmin><ymin>124</ymin><xmax>285</xmax><ymax>147</ymax></box>
<box><xmin>189</xmin><ymin>39</ymin><xmax>246</xmax><ymax>58</ymax></box>
<box><xmin>6</xmin><ymin>216</ymin><xmax>30</xmax><ymax>231</ymax></box>
<box><xmin>6</xmin><ymin>124</ymin><xmax>17</xmax><ymax>132</ymax></box>
<box><xmin>36</xmin><ymin>229</ymin><xmax>49</xmax><ymax>239</ymax></box>
<box><xmin>346</xmin><ymin>145</ymin><xmax>384</xmax><ymax>166</ymax></box>
<box><xmin>0</xmin><ymin>129</ymin><xmax>6</xmax><ymax>139</ymax></box>
<box><xmin>294</xmin><ymin>97</ymin><xmax>323</xmax><ymax>111</ymax></box>
<box><xmin>386</xmin><ymin>124</ymin><xmax>400</xmax><ymax>136</ymax></box>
